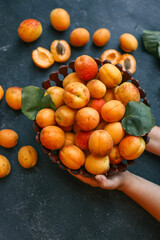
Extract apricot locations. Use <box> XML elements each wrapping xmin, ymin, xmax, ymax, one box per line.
<box><xmin>118</xmin><ymin>136</ymin><xmax>145</xmax><ymax>160</ymax></box>
<box><xmin>64</xmin><ymin>132</ymin><xmax>75</xmax><ymax>146</ymax></box>
<box><xmin>86</xmin><ymin>80</ymin><xmax>106</xmax><ymax>98</ymax></box>
<box><xmin>0</xmin><ymin>85</ymin><xmax>4</xmax><ymax>100</ymax></box>
<box><xmin>55</xmin><ymin>105</ymin><xmax>76</xmax><ymax>127</ymax></box>
<box><xmin>69</xmin><ymin>28</ymin><xmax>90</xmax><ymax>47</ymax></box>
<box><xmin>0</xmin><ymin>129</ymin><xmax>18</xmax><ymax>148</ymax></box>
<box><xmin>75</xmin><ymin>107</ymin><xmax>99</xmax><ymax>131</ymax></box>
<box><xmin>75</xmin><ymin>130</ymin><xmax>93</xmax><ymax>150</ymax></box>
<box><xmin>95</xmin><ymin>120</ymin><xmax>106</xmax><ymax>130</ymax></box>
<box><xmin>73</xmin><ymin>123</ymin><xmax>82</xmax><ymax>133</ymax></box>
<box><xmin>120</xmin><ymin>33</ymin><xmax>138</xmax><ymax>52</ymax></box>
<box><xmin>63</xmin><ymin>82</ymin><xmax>90</xmax><ymax>109</ymax></box>
<box><xmin>87</xmin><ymin>98</ymin><xmax>105</xmax><ymax>119</ymax></box>
<box><xmin>32</xmin><ymin>47</ymin><xmax>54</xmax><ymax>69</ymax></box>
<box><xmin>100</xmin><ymin>49</ymin><xmax>121</xmax><ymax>64</ymax></box>
<box><xmin>92</xmin><ymin>28</ymin><xmax>110</xmax><ymax>47</ymax></box>
<box><xmin>59</xmin><ymin>145</ymin><xmax>85</xmax><ymax>170</ymax></box>
<box><xmin>118</xmin><ymin>54</ymin><xmax>136</xmax><ymax>74</ymax></box>
<box><xmin>5</xmin><ymin>87</ymin><xmax>21</xmax><ymax>110</ymax></box>
<box><xmin>0</xmin><ymin>155</ymin><xmax>11</xmax><ymax>178</ymax></box>
<box><xmin>114</xmin><ymin>82</ymin><xmax>140</xmax><ymax>106</ymax></box>
<box><xmin>44</xmin><ymin>86</ymin><xmax>64</xmax><ymax>109</ymax></box>
<box><xmin>50</xmin><ymin>8</ymin><xmax>70</xmax><ymax>31</ymax></box>
<box><xmin>101</xmin><ymin>100</ymin><xmax>125</xmax><ymax>122</ymax></box>
<box><xmin>62</xmin><ymin>72</ymin><xmax>85</xmax><ymax>89</ymax></box>
<box><xmin>40</xmin><ymin>126</ymin><xmax>65</xmax><ymax>150</ymax></box>
<box><xmin>36</xmin><ymin>108</ymin><xmax>56</xmax><ymax>128</ymax></box>
<box><xmin>103</xmin><ymin>88</ymin><xmax>115</xmax><ymax>102</ymax></box>
<box><xmin>18</xmin><ymin>146</ymin><xmax>38</xmax><ymax>168</ymax></box>
<box><xmin>57</xmin><ymin>124</ymin><xmax>73</xmax><ymax>132</ymax></box>
<box><xmin>75</xmin><ymin>55</ymin><xmax>98</xmax><ymax>81</ymax></box>
<box><xmin>99</xmin><ymin>63</ymin><xmax>122</xmax><ymax>88</ymax></box>
<box><xmin>104</xmin><ymin>122</ymin><xmax>125</xmax><ymax>145</ymax></box>
<box><xmin>18</xmin><ymin>19</ymin><xmax>42</xmax><ymax>42</ymax></box>
<box><xmin>50</xmin><ymin>40</ymin><xmax>71</xmax><ymax>62</ymax></box>
<box><xmin>85</xmin><ymin>154</ymin><xmax>110</xmax><ymax>175</ymax></box>
<box><xmin>89</xmin><ymin>130</ymin><xmax>113</xmax><ymax>157</ymax></box>
<box><xmin>109</xmin><ymin>146</ymin><xmax>123</xmax><ymax>165</ymax></box>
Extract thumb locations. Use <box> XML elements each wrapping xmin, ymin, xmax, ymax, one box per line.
<box><xmin>95</xmin><ymin>175</ymin><xmax>116</xmax><ymax>190</ymax></box>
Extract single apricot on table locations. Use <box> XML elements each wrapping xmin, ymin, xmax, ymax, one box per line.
<box><xmin>100</xmin><ymin>49</ymin><xmax>121</xmax><ymax>65</ymax></box>
<box><xmin>120</xmin><ymin>33</ymin><xmax>138</xmax><ymax>52</ymax></box>
<box><xmin>62</xmin><ymin>72</ymin><xmax>85</xmax><ymax>89</ymax></box>
<box><xmin>101</xmin><ymin>100</ymin><xmax>125</xmax><ymax>122</ymax></box>
<box><xmin>50</xmin><ymin>8</ymin><xmax>70</xmax><ymax>31</ymax></box>
<box><xmin>104</xmin><ymin>122</ymin><xmax>125</xmax><ymax>145</ymax></box>
<box><xmin>18</xmin><ymin>146</ymin><xmax>38</xmax><ymax>168</ymax></box>
<box><xmin>32</xmin><ymin>47</ymin><xmax>54</xmax><ymax>69</ymax></box>
<box><xmin>86</xmin><ymin>79</ymin><xmax>106</xmax><ymax>98</ymax></box>
<box><xmin>74</xmin><ymin>55</ymin><xmax>98</xmax><ymax>81</ymax></box>
<box><xmin>5</xmin><ymin>87</ymin><xmax>21</xmax><ymax>110</ymax></box>
<box><xmin>18</xmin><ymin>19</ymin><xmax>42</xmax><ymax>42</ymax></box>
<box><xmin>85</xmin><ymin>154</ymin><xmax>110</xmax><ymax>175</ymax></box>
<box><xmin>0</xmin><ymin>129</ymin><xmax>18</xmax><ymax>148</ymax></box>
<box><xmin>55</xmin><ymin>105</ymin><xmax>76</xmax><ymax>127</ymax></box>
<box><xmin>0</xmin><ymin>155</ymin><xmax>11</xmax><ymax>178</ymax></box>
<box><xmin>59</xmin><ymin>145</ymin><xmax>85</xmax><ymax>170</ymax></box>
<box><xmin>109</xmin><ymin>146</ymin><xmax>123</xmax><ymax>165</ymax></box>
<box><xmin>64</xmin><ymin>132</ymin><xmax>75</xmax><ymax>146</ymax></box>
<box><xmin>75</xmin><ymin>130</ymin><xmax>93</xmax><ymax>150</ymax></box>
<box><xmin>40</xmin><ymin>126</ymin><xmax>65</xmax><ymax>150</ymax></box>
<box><xmin>50</xmin><ymin>40</ymin><xmax>71</xmax><ymax>62</ymax></box>
<box><xmin>0</xmin><ymin>85</ymin><xmax>4</xmax><ymax>100</ymax></box>
<box><xmin>44</xmin><ymin>86</ymin><xmax>64</xmax><ymax>109</ymax></box>
<box><xmin>36</xmin><ymin>108</ymin><xmax>56</xmax><ymax>128</ymax></box>
<box><xmin>93</xmin><ymin>28</ymin><xmax>111</xmax><ymax>47</ymax></box>
<box><xmin>69</xmin><ymin>28</ymin><xmax>90</xmax><ymax>47</ymax></box>
<box><xmin>118</xmin><ymin>54</ymin><xmax>136</xmax><ymax>74</ymax></box>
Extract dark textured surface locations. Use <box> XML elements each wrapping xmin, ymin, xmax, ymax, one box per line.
<box><xmin>0</xmin><ymin>0</ymin><xmax>160</xmax><ymax>239</ymax></box>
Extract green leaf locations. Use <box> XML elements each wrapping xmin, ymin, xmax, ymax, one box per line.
<box><xmin>122</xmin><ymin>101</ymin><xmax>155</xmax><ymax>136</ymax></box>
<box><xmin>143</xmin><ymin>30</ymin><xmax>160</xmax><ymax>58</ymax></box>
<box><xmin>21</xmin><ymin>86</ymin><xmax>56</xmax><ymax>120</ymax></box>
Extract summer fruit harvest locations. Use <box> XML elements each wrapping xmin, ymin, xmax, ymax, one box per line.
<box><xmin>0</xmin><ymin>129</ymin><xmax>18</xmax><ymax>148</ymax></box>
<box><xmin>18</xmin><ymin>19</ymin><xmax>42</xmax><ymax>42</ymax></box>
<box><xmin>0</xmin><ymin>155</ymin><xmax>11</xmax><ymax>178</ymax></box>
<box><xmin>18</xmin><ymin>146</ymin><xmax>38</xmax><ymax>168</ymax></box>
<box><xmin>5</xmin><ymin>87</ymin><xmax>21</xmax><ymax>110</ymax></box>
<box><xmin>50</xmin><ymin>8</ymin><xmax>70</xmax><ymax>31</ymax></box>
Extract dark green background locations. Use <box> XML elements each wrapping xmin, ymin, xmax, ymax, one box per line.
<box><xmin>0</xmin><ymin>0</ymin><xmax>160</xmax><ymax>239</ymax></box>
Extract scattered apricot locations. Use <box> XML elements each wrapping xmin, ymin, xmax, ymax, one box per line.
<box><xmin>18</xmin><ymin>19</ymin><xmax>42</xmax><ymax>42</ymax></box>
<box><xmin>50</xmin><ymin>40</ymin><xmax>71</xmax><ymax>62</ymax></box>
<box><xmin>32</xmin><ymin>47</ymin><xmax>54</xmax><ymax>69</ymax></box>
<box><xmin>99</xmin><ymin>63</ymin><xmax>122</xmax><ymax>88</ymax></box>
<box><xmin>104</xmin><ymin>122</ymin><xmax>125</xmax><ymax>145</ymax></box>
<box><xmin>75</xmin><ymin>130</ymin><xmax>93</xmax><ymax>150</ymax></box>
<box><xmin>44</xmin><ymin>86</ymin><xmax>64</xmax><ymax>109</ymax></box>
<box><xmin>69</xmin><ymin>28</ymin><xmax>90</xmax><ymax>47</ymax></box>
<box><xmin>86</xmin><ymin>79</ymin><xmax>106</xmax><ymax>98</ymax></box>
<box><xmin>103</xmin><ymin>88</ymin><xmax>115</xmax><ymax>102</ymax></box>
<box><xmin>55</xmin><ymin>105</ymin><xmax>76</xmax><ymax>127</ymax></box>
<box><xmin>59</xmin><ymin>145</ymin><xmax>85</xmax><ymax>170</ymax></box>
<box><xmin>85</xmin><ymin>154</ymin><xmax>110</xmax><ymax>175</ymax></box>
<box><xmin>0</xmin><ymin>129</ymin><xmax>18</xmax><ymax>148</ymax></box>
<box><xmin>88</xmin><ymin>130</ymin><xmax>113</xmax><ymax>157</ymax></box>
<box><xmin>62</xmin><ymin>72</ymin><xmax>85</xmax><ymax>89</ymax></box>
<box><xmin>64</xmin><ymin>132</ymin><xmax>75</xmax><ymax>146</ymax></box>
<box><xmin>120</xmin><ymin>33</ymin><xmax>138</xmax><ymax>52</ymax></box>
<box><xmin>92</xmin><ymin>28</ymin><xmax>110</xmax><ymax>47</ymax></box>
<box><xmin>75</xmin><ymin>107</ymin><xmax>99</xmax><ymax>131</ymax></box>
<box><xmin>36</xmin><ymin>108</ymin><xmax>56</xmax><ymax>128</ymax></box>
<box><xmin>100</xmin><ymin>49</ymin><xmax>121</xmax><ymax>64</ymax></box>
<box><xmin>0</xmin><ymin>85</ymin><xmax>4</xmax><ymax>101</ymax></box>
<box><xmin>114</xmin><ymin>82</ymin><xmax>140</xmax><ymax>106</ymax></box>
<box><xmin>75</xmin><ymin>55</ymin><xmax>98</xmax><ymax>81</ymax></box>
<box><xmin>18</xmin><ymin>146</ymin><xmax>38</xmax><ymax>168</ymax></box>
<box><xmin>118</xmin><ymin>54</ymin><xmax>136</xmax><ymax>74</ymax></box>
<box><xmin>50</xmin><ymin>8</ymin><xmax>70</xmax><ymax>31</ymax></box>
<box><xmin>101</xmin><ymin>100</ymin><xmax>125</xmax><ymax>122</ymax></box>
<box><xmin>109</xmin><ymin>146</ymin><xmax>123</xmax><ymax>165</ymax></box>
<box><xmin>0</xmin><ymin>155</ymin><xmax>11</xmax><ymax>178</ymax></box>
<box><xmin>5</xmin><ymin>87</ymin><xmax>21</xmax><ymax>110</ymax></box>
<box><xmin>40</xmin><ymin>126</ymin><xmax>65</xmax><ymax>150</ymax></box>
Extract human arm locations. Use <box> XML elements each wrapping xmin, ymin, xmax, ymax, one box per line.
<box><xmin>145</xmin><ymin>126</ymin><xmax>160</xmax><ymax>156</ymax></box>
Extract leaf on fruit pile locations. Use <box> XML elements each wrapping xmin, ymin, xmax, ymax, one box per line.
<box><xmin>143</xmin><ymin>30</ymin><xmax>160</xmax><ymax>58</ymax></box>
<box><xmin>21</xmin><ymin>86</ymin><xmax>56</xmax><ymax>120</ymax></box>
<box><xmin>122</xmin><ymin>101</ymin><xmax>155</xmax><ymax>136</ymax></box>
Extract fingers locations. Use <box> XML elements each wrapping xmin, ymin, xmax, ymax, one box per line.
<box><xmin>95</xmin><ymin>175</ymin><xmax>117</xmax><ymax>190</ymax></box>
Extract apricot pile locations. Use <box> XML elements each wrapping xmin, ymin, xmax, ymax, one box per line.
<box><xmin>36</xmin><ymin>55</ymin><xmax>145</xmax><ymax>176</ymax></box>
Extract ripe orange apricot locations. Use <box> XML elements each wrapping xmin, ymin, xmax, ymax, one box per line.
<box><xmin>0</xmin><ymin>155</ymin><xmax>11</xmax><ymax>178</ymax></box>
<box><xmin>92</xmin><ymin>28</ymin><xmax>110</xmax><ymax>47</ymax></box>
<box><xmin>0</xmin><ymin>85</ymin><xmax>4</xmax><ymax>101</ymax></box>
<box><xmin>5</xmin><ymin>87</ymin><xmax>21</xmax><ymax>110</ymax></box>
<box><xmin>50</xmin><ymin>40</ymin><xmax>71</xmax><ymax>62</ymax></box>
<box><xmin>86</xmin><ymin>79</ymin><xmax>106</xmax><ymax>98</ymax></box>
<box><xmin>100</xmin><ymin>49</ymin><xmax>121</xmax><ymax>64</ymax></box>
<box><xmin>69</xmin><ymin>28</ymin><xmax>90</xmax><ymax>47</ymax></box>
<box><xmin>55</xmin><ymin>105</ymin><xmax>76</xmax><ymax>127</ymax></box>
<box><xmin>0</xmin><ymin>129</ymin><xmax>18</xmax><ymax>148</ymax></box>
<box><xmin>59</xmin><ymin>145</ymin><xmax>85</xmax><ymax>169</ymax></box>
<box><xmin>120</xmin><ymin>33</ymin><xmax>138</xmax><ymax>52</ymax></box>
<box><xmin>104</xmin><ymin>122</ymin><xmax>125</xmax><ymax>145</ymax></box>
<box><xmin>18</xmin><ymin>19</ymin><xmax>42</xmax><ymax>42</ymax></box>
<box><xmin>40</xmin><ymin>126</ymin><xmax>65</xmax><ymax>150</ymax></box>
<box><xmin>62</xmin><ymin>72</ymin><xmax>85</xmax><ymax>88</ymax></box>
<box><xmin>103</xmin><ymin>88</ymin><xmax>115</xmax><ymax>102</ymax></box>
<box><xmin>57</xmin><ymin>124</ymin><xmax>73</xmax><ymax>132</ymax></box>
<box><xmin>44</xmin><ymin>86</ymin><xmax>64</xmax><ymax>109</ymax></box>
<box><xmin>118</xmin><ymin>54</ymin><xmax>136</xmax><ymax>74</ymax></box>
<box><xmin>36</xmin><ymin>108</ymin><xmax>56</xmax><ymax>128</ymax></box>
<box><xmin>101</xmin><ymin>100</ymin><xmax>125</xmax><ymax>122</ymax></box>
<box><xmin>75</xmin><ymin>130</ymin><xmax>93</xmax><ymax>150</ymax></box>
<box><xmin>64</xmin><ymin>132</ymin><xmax>75</xmax><ymax>146</ymax></box>
<box><xmin>109</xmin><ymin>146</ymin><xmax>123</xmax><ymax>165</ymax></box>
<box><xmin>32</xmin><ymin>47</ymin><xmax>54</xmax><ymax>69</ymax></box>
<box><xmin>73</xmin><ymin>123</ymin><xmax>82</xmax><ymax>133</ymax></box>
<box><xmin>85</xmin><ymin>154</ymin><xmax>110</xmax><ymax>175</ymax></box>
<box><xmin>50</xmin><ymin>8</ymin><xmax>70</xmax><ymax>31</ymax></box>
<box><xmin>18</xmin><ymin>146</ymin><xmax>38</xmax><ymax>168</ymax></box>
<box><xmin>87</xmin><ymin>98</ymin><xmax>105</xmax><ymax>119</ymax></box>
